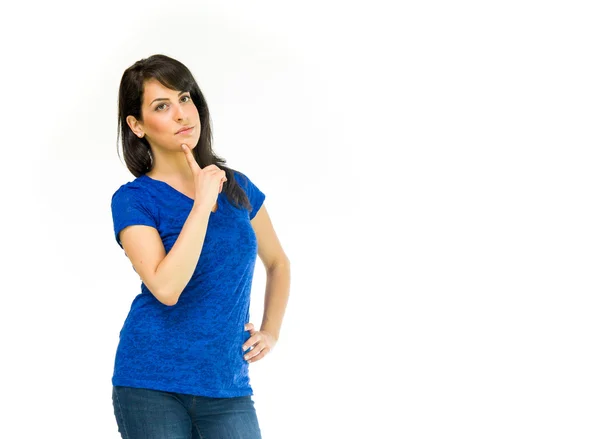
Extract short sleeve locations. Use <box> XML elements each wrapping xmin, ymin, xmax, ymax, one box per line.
<box><xmin>235</xmin><ymin>172</ymin><xmax>266</xmax><ymax>220</ymax></box>
<box><xmin>111</xmin><ymin>186</ymin><xmax>158</xmax><ymax>249</ymax></box>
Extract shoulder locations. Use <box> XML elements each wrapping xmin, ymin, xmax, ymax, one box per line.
<box><xmin>230</xmin><ymin>169</ymin><xmax>265</xmax><ymax>219</ymax></box>
<box><xmin>111</xmin><ymin>177</ymin><xmax>149</xmax><ymax>206</ymax></box>
<box><xmin>232</xmin><ymin>169</ymin><xmax>249</xmax><ymax>186</ymax></box>
<box><xmin>231</xmin><ymin>169</ymin><xmax>262</xmax><ymax>190</ymax></box>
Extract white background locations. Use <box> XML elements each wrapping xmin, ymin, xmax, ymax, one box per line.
<box><xmin>1</xmin><ymin>1</ymin><xmax>599</xmax><ymax>437</ymax></box>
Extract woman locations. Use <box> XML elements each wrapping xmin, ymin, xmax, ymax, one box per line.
<box><xmin>110</xmin><ymin>54</ymin><xmax>290</xmax><ymax>439</ymax></box>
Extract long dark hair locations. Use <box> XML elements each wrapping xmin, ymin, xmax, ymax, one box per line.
<box><xmin>116</xmin><ymin>54</ymin><xmax>251</xmax><ymax>212</ymax></box>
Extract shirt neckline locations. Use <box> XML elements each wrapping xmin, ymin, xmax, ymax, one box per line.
<box><xmin>140</xmin><ymin>174</ymin><xmax>220</xmax><ymax>214</ymax></box>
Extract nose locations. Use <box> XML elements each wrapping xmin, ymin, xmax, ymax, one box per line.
<box><xmin>173</xmin><ymin>102</ymin><xmax>187</xmax><ymax>122</ymax></box>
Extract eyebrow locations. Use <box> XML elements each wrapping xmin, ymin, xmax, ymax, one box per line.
<box><xmin>149</xmin><ymin>91</ymin><xmax>188</xmax><ymax>105</ymax></box>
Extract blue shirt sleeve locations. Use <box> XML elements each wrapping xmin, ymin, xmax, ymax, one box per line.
<box><xmin>111</xmin><ymin>186</ymin><xmax>158</xmax><ymax>249</ymax></box>
<box><xmin>235</xmin><ymin>172</ymin><xmax>266</xmax><ymax>220</ymax></box>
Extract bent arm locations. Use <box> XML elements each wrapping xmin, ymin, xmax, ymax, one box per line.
<box><xmin>251</xmin><ymin>205</ymin><xmax>291</xmax><ymax>340</ymax></box>
<box><xmin>120</xmin><ymin>202</ymin><xmax>213</xmax><ymax>306</ymax></box>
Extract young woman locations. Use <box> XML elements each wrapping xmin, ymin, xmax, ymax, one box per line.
<box><xmin>110</xmin><ymin>54</ymin><xmax>290</xmax><ymax>439</ymax></box>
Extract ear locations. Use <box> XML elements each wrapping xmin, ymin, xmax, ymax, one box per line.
<box><xmin>126</xmin><ymin>115</ymin><xmax>144</xmax><ymax>138</ymax></box>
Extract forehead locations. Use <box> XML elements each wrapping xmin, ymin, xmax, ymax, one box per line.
<box><xmin>142</xmin><ymin>79</ymin><xmax>181</xmax><ymax>103</ymax></box>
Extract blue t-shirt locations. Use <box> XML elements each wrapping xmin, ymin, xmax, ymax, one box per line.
<box><xmin>110</xmin><ymin>170</ymin><xmax>265</xmax><ymax>397</ymax></box>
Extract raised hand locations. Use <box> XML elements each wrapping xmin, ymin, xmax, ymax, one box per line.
<box><xmin>181</xmin><ymin>143</ymin><xmax>227</xmax><ymax>210</ymax></box>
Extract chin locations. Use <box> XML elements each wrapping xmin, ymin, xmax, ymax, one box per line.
<box><xmin>176</xmin><ymin>138</ymin><xmax>198</xmax><ymax>149</ymax></box>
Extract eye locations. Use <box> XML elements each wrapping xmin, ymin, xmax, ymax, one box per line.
<box><xmin>155</xmin><ymin>95</ymin><xmax>191</xmax><ymax>111</ymax></box>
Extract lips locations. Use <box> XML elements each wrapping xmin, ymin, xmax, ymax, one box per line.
<box><xmin>176</xmin><ymin>126</ymin><xmax>193</xmax><ymax>134</ymax></box>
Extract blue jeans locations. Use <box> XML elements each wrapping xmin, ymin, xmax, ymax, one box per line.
<box><xmin>112</xmin><ymin>386</ymin><xmax>262</xmax><ymax>439</ymax></box>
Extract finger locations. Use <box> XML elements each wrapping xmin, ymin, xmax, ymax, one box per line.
<box><xmin>203</xmin><ymin>167</ymin><xmax>225</xmax><ymax>175</ymax></box>
<box><xmin>246</xmin><ymin>346</ymin><xmax>270</xmax><ymax>363</ymax></box>
<box><xmin>244</xmin><ymin>342</ymin><xmax>263</xmax><ymax>360</ymax></box>
<box><xmin>242</xmin><ymin>329</ymin><xmax>263</xmax><ymax>351</ymax></box>
<box><xmin>203</xmin><ymin>164</ymin><xmax>221</xmax><ymax>172</ymax></box>
<box><xmin>203</xmin><ymin>169</ymin><xmax>226</xmax><ymax>182</ymax></box>
<box><xmin>242</xmin><ymin>335</ymin><xmax>258</xmax><ymax>352</ymax></box>
<box><xmin>245</xmin><ymin>323</ymin><xmax>255</xmax><ymax>332</ymax></box>
<box><xmin>181</xmin><ymin>144</ymin><xmax>199</xmax><ymax>169</ymax></box>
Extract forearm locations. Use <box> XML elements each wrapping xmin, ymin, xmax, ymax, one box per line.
<box><xmin>154</xmin><ymin>202</ymin><xmax>212</xmax><ymax>305</ymax></box>
<box><xmin>260</xmin><ymin>260</ymin><xmax>291</xmax><ymax>340</ymax></box>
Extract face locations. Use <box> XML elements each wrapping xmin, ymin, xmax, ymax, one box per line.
<box><xmin>127</xmin><ymin>78</ymin><xmax>201</xmax><ymax>151</ymax></box>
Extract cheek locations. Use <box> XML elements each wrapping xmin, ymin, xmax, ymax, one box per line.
<box><xmin>189</xmin><ymin>105</ymin><xmax>200</xmax><ymax>121</ymax></box>
<box><xmin>146</xmin><ymin>115</ymin><xmax>171</xmax><ymax>134</ymax></box>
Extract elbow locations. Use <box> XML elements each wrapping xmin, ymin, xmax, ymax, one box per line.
<box><xmin>161</xmin><ymin>299</ymin><xmax>177</xmax><ymax>306</ymax></box>
<box><xmin>267</xmin><ymin>255</ymin><xmax>290</xmax><ymax>273</ymax></box>
<box><xmin>162</xmin><ymin>291</ymin><xmax>180</xmax><ymax>307</ymax></box>
<box><xmin>280</xmin><ymin>254</ymin><xmax>291</xmax><ymax>268</ymax></box>
<box><xmin>148</xmin><ymin>276</ymin><xmax>182</xmax><ymax>306</ymax></box>
<box><xmin>151</xmin><ymin>287</ymin><xmax>179</xmax><ymax>307</ymax></box>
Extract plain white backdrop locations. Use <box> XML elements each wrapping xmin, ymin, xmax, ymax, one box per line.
<box><xmin>1</xmin><ymin>0</ymin><xmax>599</xmax><ymax>437</ymax></box>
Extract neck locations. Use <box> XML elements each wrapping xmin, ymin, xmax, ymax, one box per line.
<box><xmin>147</xmin><ymin>146</ymin><xmax>194</xmax><ymax>182</ymax></box>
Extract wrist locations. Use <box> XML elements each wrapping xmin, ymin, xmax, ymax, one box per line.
<box><xmin>260</xmin><ymin>327</ymin><xmax>279</xmax><ymax>342</ymax></box>
<box><xmin>192</xmin><ymin>200</ymin><xmax>215</xmax><ymax>214</ymax></box>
